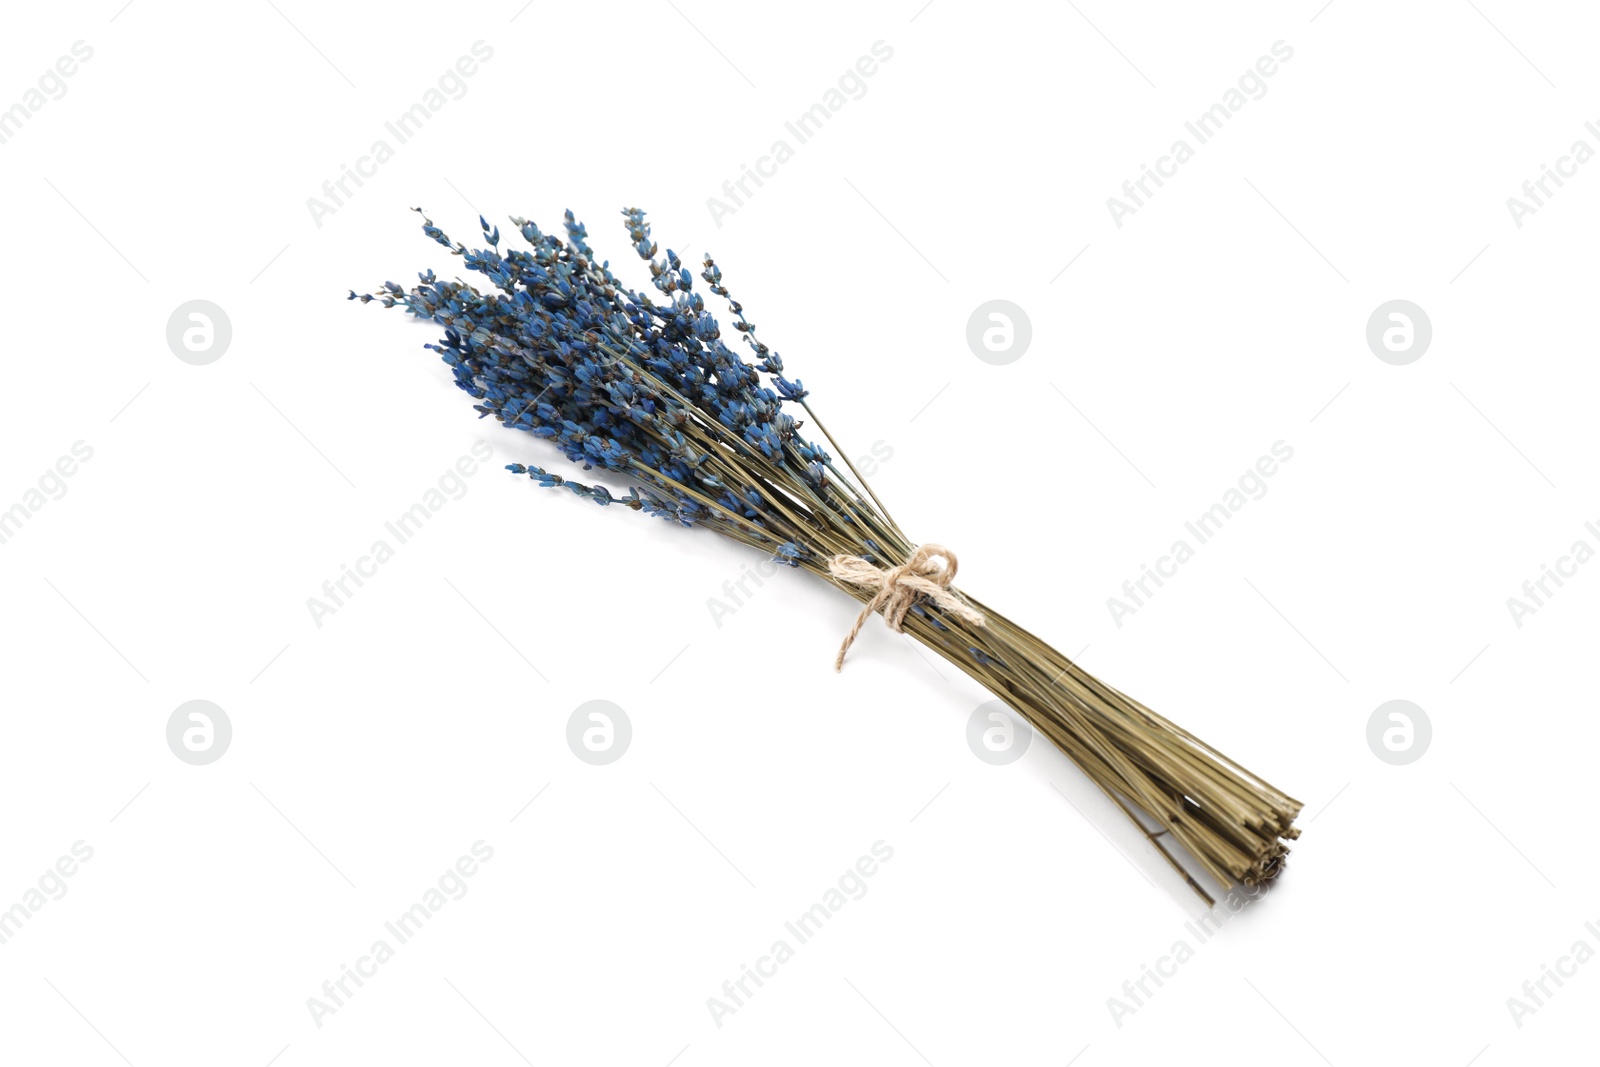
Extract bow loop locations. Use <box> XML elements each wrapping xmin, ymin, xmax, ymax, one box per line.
<box><xmin>826</xmin><ymin>544</ymin><xmax>985</xmax><ymax>670</ymax></box>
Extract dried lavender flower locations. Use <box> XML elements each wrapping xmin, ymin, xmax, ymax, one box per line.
<box><xmin>353</xmin><ymin>208</ymin><xmax>1302</xmax><ymax>904</ymax></box>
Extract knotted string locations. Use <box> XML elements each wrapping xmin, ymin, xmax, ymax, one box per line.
<box><xmin>827</xmin><ymin>543</ymin><xmax>985</xmax><ymax>671</ymax></box>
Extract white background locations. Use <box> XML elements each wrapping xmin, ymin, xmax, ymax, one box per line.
<box><xmin>1</xmin><ymin>1</ymin><xmax>1596</xmax><ymax>1064</ymax></box>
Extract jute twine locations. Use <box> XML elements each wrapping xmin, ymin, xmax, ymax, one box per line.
<box><xmin>827</xmin><ymin>544</ymin><xmax>985</xmax><ymax>671</ymax></box>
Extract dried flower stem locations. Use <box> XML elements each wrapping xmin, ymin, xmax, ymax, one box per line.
<box><xmin>354</xmin><ymin>207</ymin><xmax>1301</xmax><ymax>905</ymax></box>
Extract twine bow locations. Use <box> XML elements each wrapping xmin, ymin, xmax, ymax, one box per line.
<box><xmin>827</xmin><ymin>543</ymin><xmax>986</xmax><ymax>671</ymax></box>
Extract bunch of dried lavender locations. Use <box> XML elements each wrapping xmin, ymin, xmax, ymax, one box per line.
<box><xmin>352</xmin><ymin>208</ymin><xmax>1301</xmax><ymax>903</ymax></box>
